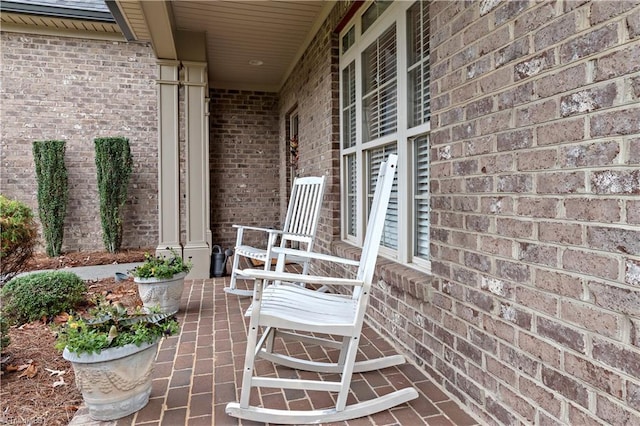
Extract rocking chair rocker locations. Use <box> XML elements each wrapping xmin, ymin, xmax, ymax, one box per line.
<box><xmin>225</xmin><ymin>175</ymin><xmax>326</xmax><ymax>297</ymax></box>
<box><xmin>226</xmin><ymin>154</ymin><xmax>418</xmax><ymax>424</ymax></box>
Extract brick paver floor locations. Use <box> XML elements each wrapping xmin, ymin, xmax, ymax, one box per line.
<box><xmin>69</xmin><ymin>270</ymin><xmax>479</xmax><ymax>426</ymax></box>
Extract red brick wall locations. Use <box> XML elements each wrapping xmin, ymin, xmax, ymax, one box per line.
<box><xmin>0</xmin><ymin>32</ymin><xmax>158</xmax><ymax>252</ymax></box>
<box><xmin>208</xmin><ymin>89</ymin><xmax>280</xmax><ymax>249</ymax></box>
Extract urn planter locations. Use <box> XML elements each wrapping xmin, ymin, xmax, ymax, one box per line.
<box><xmin>134</xmin><ymin>272</ymin><xmax>187</xmax><ymax>314</ymax></box>
<box><xmin>63</xmin><ymin>341</ymin><xmax>159</xmax><ymax>421</ymax></box>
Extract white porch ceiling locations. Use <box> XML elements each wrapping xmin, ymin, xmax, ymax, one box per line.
<box><xmin>171</xmin><ymin>1</ymin><xmax>333</xmax><ymax>92</ymax></box>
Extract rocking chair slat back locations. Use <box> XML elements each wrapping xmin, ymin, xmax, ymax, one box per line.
<box><xmin>225</xmin><ymin>175</ymin><xmax>326</xmax><ymax>297</ymax></box>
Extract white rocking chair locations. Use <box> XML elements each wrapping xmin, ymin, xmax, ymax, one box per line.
<box><xmin>226</xmin><ymin>154</ymin><xmax>418</xmax><ymax>424</ymax></box>
<box><xmin>225</xmin><ymin>175</ymin><xmax>326</xmax><ymax>297</ymax></box>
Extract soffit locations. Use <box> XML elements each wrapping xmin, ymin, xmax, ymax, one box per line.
<box><xmin>0</xmin><ymin>11</ymin><xmax>123</xmax><ymax>39</ymax></box>
<box><xmin>0</xmin><ymin>0</ymin><xmax>123</xmax><ymax>39</ymax></box>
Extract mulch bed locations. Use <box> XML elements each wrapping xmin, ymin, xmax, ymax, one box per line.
<box><xmin>0</xmin><ymin>250</ymin><xmax>150</xmax><ymax>426</ymax></box>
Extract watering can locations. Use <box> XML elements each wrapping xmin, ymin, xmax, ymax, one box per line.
<box><xmin>210</xmin><ymin>245</ymin><xmax>233</xmax><ymax>278</ymax></box>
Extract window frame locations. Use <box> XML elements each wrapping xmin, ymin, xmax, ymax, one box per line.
<box><xmin>339</xmin><ymin>0</ymin><xmax>431</xmax><ymax>272</ymax></box>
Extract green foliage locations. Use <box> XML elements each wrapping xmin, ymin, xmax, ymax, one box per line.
<box><xmin>0</xmin><ymin>195</ymin><xmax>37</xmax><ymax>285</ymax></box>
<box><xmin>56</xmin><ymin>300</ymin><xmax>179</xmax><ymax>355</ymax></box>
<box><xmin>1</xmin><ymin>271</ymin><xmax>86</xmax><ymax>325</ymax></box>
<box><xmin>94</xmin><ymin>137</ymin><xmax>133</xmax><ymax>253</ymax></box>
<box><xmin>130</xmin><ymin>248</ymin><xmax>192</xmax><ymax>279</ymax></box>
<box><xmin>33</xmin><ymin>140</ymin><xmax>68</xmax><ymax>257</ymax></box>
<box><xmin>0</xmin><ymin>315</ymin><xmax>10</xmax><ymax>353</ymax></box>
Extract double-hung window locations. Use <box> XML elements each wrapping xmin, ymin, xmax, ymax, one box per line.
<box><xmin>340</xmin><ymin>0</ymin><xmax>431</xmax><ymax>270</ymax></box>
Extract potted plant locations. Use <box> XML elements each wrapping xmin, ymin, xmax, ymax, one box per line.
<box><xmin>130</xmin><ymin>248</ymin><xmax>192</xmax><ymax>314</ymax></box>
<box><xmin>56</xmin><ymin>302</ymin><xmax>179</xmax><ymax>421</ymax></box>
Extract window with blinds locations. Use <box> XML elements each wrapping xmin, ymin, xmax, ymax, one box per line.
<box><xmin>407</xmin><ymin>1</ymin><xmax>430</xmax><ymax>128</ymax></box>
<box><xmin>362</xmin><ymin>25</ymin><xmax>397</xmax><ymax>142</ymax></box>
<box><xmin>368</xmin><ymin>145</ymin><xmax>398</xmax><ymax>249</ymax></box>
<box><xmin>339</xmin><ymin>1</ymin><xmax>431</xmax><ymax>269</ymax></box>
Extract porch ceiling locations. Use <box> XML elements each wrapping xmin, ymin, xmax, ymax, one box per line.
<box><xmin>114</xmin><ymin>0</ymin><xmax>335</xmax><ymax>92</ymax></box>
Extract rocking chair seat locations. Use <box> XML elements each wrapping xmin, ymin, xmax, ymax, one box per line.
<box><xmin>242</xmin><ymin>271</ymin><xmax>360</xmax><ymax>334</ymax></box>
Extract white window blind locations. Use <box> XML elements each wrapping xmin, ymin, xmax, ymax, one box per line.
<box><xmin>342</xmin><ymin>62</ymin><xmax>356</xmax><ymax>149</ymax></box>
<box><xmin>368</xmin><ymin>145</ymin><xmax>398</xmax><ymax>249</ymax></box>
<box><xmin>413</xmin><ymin>134</ymin><xmax>430</xmax><ymax>259</ymax></box>
<box><xmin>346</xmin><ymin>154</ymin><xmax>357</xmax><ymax>237</ymax></box>
<box><xmin>362</xmin><ymin>25</ymin><xmax>397</xmax><ymax>142</ymax></box>
<box><xmin>407</xmin><ymin>1</ymin><xmax>430</xmax><ymax>128</ymax></box>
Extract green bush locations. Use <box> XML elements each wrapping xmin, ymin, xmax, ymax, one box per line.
<box><xmin>1</xmin><ymin>271</ymin><xmax>86</xmax><ymax>325</ymax></box>
<box><xmin>0</xmin><ymin>315</ymin><xmax>10</xmax><ymax>353</ymax></box>
<box><xmin>33</xmin><ymin>140</ymin><xmax>68</xmax><ymax>257</ymax></box>
<box><xmin>95</xmin><ymin>137</ymin><xmax>133</xmax><ymax>253</ymax></box>
<box><xmin>0</xmin><ymin>195</ymin><xmax>37</xmax><ymax>285</ymax></box>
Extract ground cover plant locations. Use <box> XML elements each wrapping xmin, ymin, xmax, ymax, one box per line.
<box><xmin>0</xmin><ymin>249</ymin><xmax>148</xmax><ymax>425</ymax></box>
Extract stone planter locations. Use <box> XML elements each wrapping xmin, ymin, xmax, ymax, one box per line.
<box><xmin>63</xmin><ymin>341</ymin><xmax>159</xmax><ymax>421</ymax></box>
<box><xmin>134</xmin><ymin>272</ymin><xmax>187</xmax><ymax>314</ymax></box>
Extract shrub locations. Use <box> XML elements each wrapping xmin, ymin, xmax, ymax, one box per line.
<box><xmin>95</xmin><ymin>137</ymin><xmax>133</xmax><ymax>253</ymax></box>
<box><xmin>33</xmin><ymin>140</ymin><xmax>69</xmax><ymax>257</ymax></box>
<box><xmin>1</xmin><ymin>271</ymin><xmax>86</xmax><ymax>325</ymax></box>
<box><xmin>0</xmin><ymin>195</ymin><xmax>37</xmax><ymax>285</ymax></box>
<box><xmin>0</xmin><ymin>315</ymin><xmax>10</xmax><ymax>353</ymax></box>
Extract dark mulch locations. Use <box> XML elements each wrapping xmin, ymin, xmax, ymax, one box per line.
<box><xmin>0</xmin><ymin>249</ymin><xmax>150</xmax><ymax>426</ymax></box>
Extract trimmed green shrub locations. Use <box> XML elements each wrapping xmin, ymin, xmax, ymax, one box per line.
<box><xmin>0</xmin><ymin>195</ymin><xmax>37</xmax><ymax>285</ymax></box>
<box><xmin>0</xmin><ymin>315</ymin><xmax>10</xmax><ymax>353</ymax></box>
<box><xmin>95</xmin><ymin>137</ymin><xmax>133</xmax><ymax>253</ymax></box>
<box><xmin>1</xmin><ymin>271</ymin><xmax>86</xmax><ymax>325</ymax></box>
<box><xmin>33</xmin><ymin>140</ymin><xmax>68</xmax><ymax>257</ymax></box>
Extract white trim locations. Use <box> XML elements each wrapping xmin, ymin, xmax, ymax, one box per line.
<box><xmin>338</xmin><ymin>0</ymin><xmax>431</xmax><ymax>273</ymax></box>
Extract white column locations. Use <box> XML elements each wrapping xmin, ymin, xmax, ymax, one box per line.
<box><xmin>156</xmin><ymin>61</ymin><xmax>182</xmax><ymax>258</ymax></box>
<box><xmin>182</xmin><ymin>61</ymin><xmax>211</xmax><ymax>278</ymax></box>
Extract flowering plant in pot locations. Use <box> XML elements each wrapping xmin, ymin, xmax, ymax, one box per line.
<box><xmin>129</xmin><ymin>248</ymin><xmax>192</xmax><ymax>314</ymax></box>
<box><xmin>56</xmin><ymin>301</ymin><xmax>179</xmax><ymax>421</ymax></box>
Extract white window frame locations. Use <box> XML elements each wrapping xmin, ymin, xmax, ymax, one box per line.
<box><xmin>339</xmin><ymin>0</ymin><xmax>431</xmax><ymax>272</ymax></box>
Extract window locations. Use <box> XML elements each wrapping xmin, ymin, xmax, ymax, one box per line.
<box><xmin>339</xmin><ymin>1</ymin><xmax>430</xmax><ymax>269</ymax></box>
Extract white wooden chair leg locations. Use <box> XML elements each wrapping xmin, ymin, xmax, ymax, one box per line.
<box><xmin>239</xmin><ymin>283</ymin><xmax>264</xmax><ymax>408</ymax></box>
<box><xmin>335</xmin><ymin>336</ymin><xmax>360</xmax><ymax>411</ymax></box>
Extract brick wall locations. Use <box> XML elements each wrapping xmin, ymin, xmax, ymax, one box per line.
<box><xmin>287</xmin><ymin>1</ymin><xmax>640</xmax><ymax>424</ymax></box>
<box><xmin>208</xmin><ymin>89</ymin><xmax>280</xmax><ymax>249</ymax></box>
<box><xmin>420</xmin><ymin>1</ymin><xmax>638</xmax><ymax>424</ymax></box>
<box><xmin>0</xmin><ymin>32</ymin><xmax>158</xmax><ymax>252</ymax></box>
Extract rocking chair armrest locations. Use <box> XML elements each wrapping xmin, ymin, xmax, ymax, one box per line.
<box><xmin>232</xmin><ymin>224</ymin><xmax>283</xmax><ymax>235</ymax></box>
<box><xmin>271</xmin><ymin>247</ymin><xmax>360</xmax><ymax>267</ymax></box>
<box><xmin>240</xmin><ymin>268</ymin><xmax>364</xmax><ymax>287</ymax></box>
